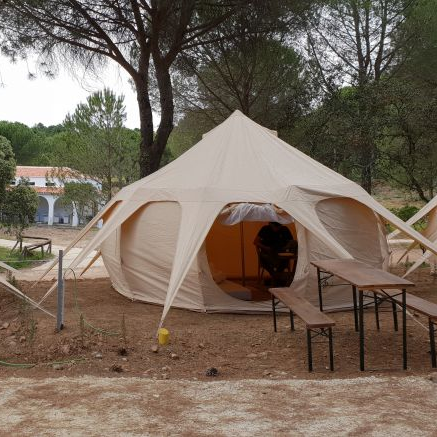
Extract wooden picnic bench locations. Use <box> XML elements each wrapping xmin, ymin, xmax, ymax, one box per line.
<box><xmin>19</xmin><ymin>235</ymin><xmax>52</xmax><ymax>258</ymax></box>
<box><xmin>372</xmin><ymin>289</ymin><xmax>437</xmax><ymax>368</ymax></box>
<box><xmin>269</xmin><ymin>287</ymin><xmax>335</xmax><ymax>372</ymax></box>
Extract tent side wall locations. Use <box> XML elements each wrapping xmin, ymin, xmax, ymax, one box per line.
<box><xmin>101</xmin><ymin>201</ymin><xmax>277</xmax><ymax>312</ymax></box>
<box><xmin>316</xmin><ymin>197</ymin><xmax>387</xmax><ymax>267</ymax></box>
<box><xmin>101</xmin><ymin>197</ymin><xmax>388</xmax><ymax>313</ymax></box>
<box><xmin>107</xmin><ymin>202</ymin><xmax>207</xmax><ymax>310</ymax></box>
<box><xmin>100</xmin><ymin>227</ymin><xmax>132</xmax><ymax>299</ymax></box>
<box><xmin>299</xmin><ymin>197</ymin><xmax>389</xmax><ymax>309</ymax></box>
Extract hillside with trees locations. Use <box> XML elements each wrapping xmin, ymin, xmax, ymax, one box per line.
<box><xmin>0</xmin><ymin>0</ymin><xmax>436</xmax><ymax>200</ymax></box>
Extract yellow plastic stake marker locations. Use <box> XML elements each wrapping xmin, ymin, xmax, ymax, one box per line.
<box><xmin>158</xmin><ymin>328</ymin><xmax>170</xmax><ymax>345</ymax></box>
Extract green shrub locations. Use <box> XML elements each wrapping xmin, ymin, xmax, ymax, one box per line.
<box><xmin>390</xmin><ymin>205</ymin><xmax>419</xmax><ymax>222</ymax></box>
<box><xmin>390</xmin><ymin>205</ymin><xmax>426</xmax><ymax>232</ymax></box>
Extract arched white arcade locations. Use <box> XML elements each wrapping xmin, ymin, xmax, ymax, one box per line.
<box><xmin>34</xmin><ymin>195</ymin><xmax>79</xmax><ymax>226</ymax></box>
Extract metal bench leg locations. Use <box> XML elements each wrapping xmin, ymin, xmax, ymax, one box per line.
<box><xmin>352</xmin><ymin>286</ymin><xmax>358</xmax><ymax>332</ymax></box>
<box><xmin>392</xmin><ymin>300</ymin><xmax>398</xmax><ymax>332</ymax></box>
<box><xmin>429</xmin><ymin>319</ymin><xmax>436</xmax><ymax>368</ymax></box>
<box><xmin>402</xmin><ymin>289</ymin><xmax>407</xmax><ymax>370</ymax></box>
<box><xmin>359</xmin><ymin>291</ymin><xmax>365</xmax><ymax>371</ymax></box>
<box><xmin>373</xmin><ymin>292</ymin><xmax>380</xmax><ymax>331</ymax></box>
<box><xmin>290</xmin><ymin>310</ymin><xmax>295</xmax><ymax>331</ymax></box>
<box><xmin>272</xmin><ymin>295</ymin><xmax>277</xmax><ymax>333</ymax></box>
<box><xmin>307</xmin><ymin>329</ymin><xmax>313</xmax><ymax>372</ymax></box>
<box><xmin>328</xmin><ymin>327</ymin><xmax>334</xmax><ymax>371</ymax></box>
<box><xmin>317</xmin><ymin>268</ymin><xmax>323</xmax><ymax>312</ymax></box>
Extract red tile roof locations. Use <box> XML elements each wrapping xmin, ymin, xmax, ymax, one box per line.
<box><xmin>15</xmin><ymin>166</ymin><xmax>76</xmax><ymax>178</ymax></box>
<box><xmin>34</xmin><ymin>186</ymin><xmax>64</xmax><ymax>194</ymax></box>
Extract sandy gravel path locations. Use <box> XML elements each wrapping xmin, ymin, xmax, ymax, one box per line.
<box><xmin>1</xmin><ymin>375</ymin><xmax>437</xmax><ymax>436</ymax></box>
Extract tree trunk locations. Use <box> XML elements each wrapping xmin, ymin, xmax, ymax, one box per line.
<box><xmin>411</xmin><ymin>176</ymin><xmax>429</xmax><ymax>203</ymax></box>
<box><xmin>135</xmin><ymin>76</ymin><xmax>155</xmax><ymax>178</ymax></box>
<box><xmin>135</xmin><ymin>64</ymin><xmax>174</xmax><ymax>177</ymax></box>
<box><xmin>356</xmin><ymin>87</ymin><xmax>375</xmax><ymax>194</ymax></box>
<box><xmin>361</xmin><ymin>164</ymin><xmax>372</xmax><ymax>194</ymax></box>
<box><xmin>149</xmin><ymin>62</ymin><xmax>174</xmax><ymax>174</ymax></box>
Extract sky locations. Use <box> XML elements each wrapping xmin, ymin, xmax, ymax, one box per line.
<box><xmin>0</xmin><ymin>55</ymin><xmax>142</xmax><ymax>129</ymax></box>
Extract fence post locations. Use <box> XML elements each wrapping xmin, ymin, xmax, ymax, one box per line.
<box><xmin>56</xmin><ymin>249</ymin><xmax>64</xmax><ymax>331</ymax></box>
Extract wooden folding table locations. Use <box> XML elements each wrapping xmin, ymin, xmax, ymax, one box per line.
<box><xmin>311</xmin><ymin>259</ymin><xmax>414</xmax><ymax>371</ymax></box>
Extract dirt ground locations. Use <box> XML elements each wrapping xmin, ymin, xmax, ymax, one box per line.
<box><xmin>2</xmin><ymin>222</ymin><xmax>437</xmax><ymax>435</ymax></box>
<box><xmin>1</xmin><ymin>375</ymin><xmax>437</xmax><ymax>436</ymax></box>
<box><xmin>1</xmin><ymin>222</ymin><xmax>433</xmax><ymax>383</ymax></box>
<box><xmin>1</xmin><ymin>265</ymin><xmax>437</xmax><ymax>380</ymax></box>
<box><xmin>372</xmin><ymin>182</ymin><xmax>425</xmax><ymax>210</ymax></box>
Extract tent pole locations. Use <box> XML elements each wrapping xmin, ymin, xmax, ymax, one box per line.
<box><xmin>240</xmin><ymin>222</ymin><xmax>246</xmax><ymax>286</ymax></box>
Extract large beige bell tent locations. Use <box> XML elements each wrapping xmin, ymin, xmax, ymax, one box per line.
<box><xmin>38</xmin><ymin>110</ymin><xmax>437</xmax><ymax>328</ymax></box>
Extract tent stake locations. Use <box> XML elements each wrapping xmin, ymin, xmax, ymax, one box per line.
<box><xmin>56</xmin><ymin>250</ymin><xmax>64</xmax><ymax>331</ymax></box>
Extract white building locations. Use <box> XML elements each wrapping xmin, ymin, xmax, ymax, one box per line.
<box><xmin>12</xmin><ymin>166</ymin><xmax>100</xmax><ymax>226</ymax></box>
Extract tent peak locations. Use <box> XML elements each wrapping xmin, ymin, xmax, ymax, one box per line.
<box><xmin>230</xmin><ymin>109</ymin><xmax>245</xmax><ymax>117</ymax></box>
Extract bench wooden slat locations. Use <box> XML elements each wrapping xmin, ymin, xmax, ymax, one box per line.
<box><xmin>372</xmin><ymin>289</ymin><xmax>437</xmax><ymax>320</ymax></box>
<box><xmin>270</xmin><ymin>289</ymin><xmax>335</xmax><ymax>328</ymax></box>
<box><xmin>26</xmin><ymin>244</ymin><xmax>45</xmax><ymax>250</ymax></box>
<box><xmin>23</xmin><ymin>241</ymin><xmax>51</xmax><ymax>251</ymax></box>
<box><xmin>396</xmin><ymin>293</ymin><xmax>437</xmax><ymax>320</ymax></box>
<box><xmin>372</xmin><ymin>289</ymin><xmax>437</xmax><ymax>318</ymax></box>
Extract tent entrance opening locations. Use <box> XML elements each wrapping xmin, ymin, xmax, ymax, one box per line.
<box><xmin>205</xmin><ymin>219</ymin><xmax>297</xmax><ymax>302</ymax></box>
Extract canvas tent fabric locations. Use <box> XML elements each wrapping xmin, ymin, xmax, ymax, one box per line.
<box><xmin>219</xmin><ymin>203</ymin><xmax>293</xmax><ymax>225</ymax></box>
<box><xmin>388</xmin><ymin>196</ymin><xmax>437</xmax><ymax>276</ymax></box>
<box><xmin>36</xmin><ymin>110</ymin><xmax>437</xmax><ymax>330</ymax></box>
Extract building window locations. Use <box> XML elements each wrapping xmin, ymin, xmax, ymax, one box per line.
<box><xmin>10</xmin><ymin>180</ymin><xmax>16</xmax><ymax>185</ymax></box>
<box><xmin>46</xmin><ymin>182</ymin><xmax>56</xmax><ymax>187</ymax></box>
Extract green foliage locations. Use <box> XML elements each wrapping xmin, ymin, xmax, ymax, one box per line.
<box><xmin>169</xmin><ymin>2</ymin><xmax>311</xmax><ymax>156</ymax></box>
<box><xmin>174</xmin><ymin>4</ymin><xmax>310</xmax><ymax>137</ymax></box>
<box><xmin>0</xmin><ymin>246</ymin><xmax>53</xmax><ymax>269</ymax></box>
<box><xmin>167</xmin><ymin>113</ymin><xmax>213</xmax><ymax>159</ymax></box>
<box><xmin>0</xmin><ymin>121</ymin><xmax>53</xmax><ymax>165</ymax></box>
<box><xmin>1</xmin><ymin>178</ymin><xmax>39</xmax><ymax>240</ymax></box>
<box><xmin>1</xmin><ymin>1</ymin><xmax>259</xmax><ymax>177</ymax></box>
<box><xmin>159</xmin><ymin>146</ymin><xmax>175</xmax><ymax>167</ymax></box>
<box><xmin>0</xmin><ymin>0</ymin><xmax>436</xmax><ymax>199</ymax></box>
<box><xmin>376</xmin><ymin>78</ymin><xmax>437</xmax><ymax>201</ymax></box>
<box><xmin>177</xmin><ymin>40</ymin><xmax>308</xmax><ymax>127</ymax></box>
<box><xmin>390</xmin><ymin>205</ymin><xmax>420</xmax><ymax>222</ymax></box>
<box><xmin>290</xmin><ymin>84</ymin><xmax>381</xmax><ymax>188</ymax></box>
<box><xmin>0</xmin><ymin>135</ymin><xmax>16</xmax><ymax>201</ymax></box>
<box><xmin>389</xmin><ymin>205</ymin><xmax>426</xmax><ymax>232</ymax></box>
<box><xmin>55</xmin><ymin>88</ymin><xmax>139</xmax><ymax>201</ymax></box>
<box><xmin>61</xmin><ymin>182</ymin><xmax>98</xmax><ymax>224</ymax></box>
<box><xmin>297</xmin><ymin>0</ymin><xmax>418</xmax><ymax>193</ymax></box>
<box><xmin>396</xmin><ymin>0</ymin><xmax>437</xmax><ymax>87</ymax></box>
<box><xmin>303</xmin><ymin>0</ymin><xmax>413</xmax><ymax>88</ymax></box>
